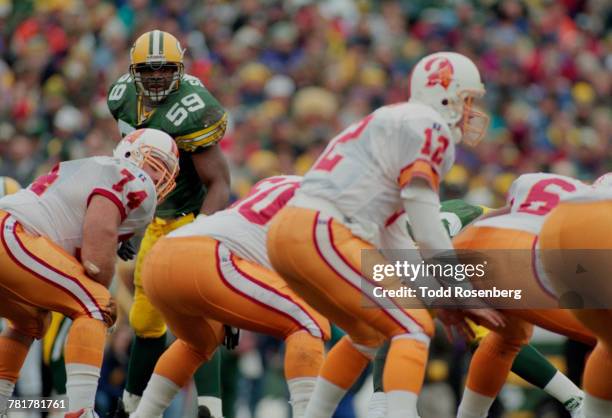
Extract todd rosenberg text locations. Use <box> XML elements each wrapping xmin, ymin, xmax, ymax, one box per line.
<box><xmin>372</xmin><ymin>286</ymin><xmax>523</xmax><ymax>300</ymax></box>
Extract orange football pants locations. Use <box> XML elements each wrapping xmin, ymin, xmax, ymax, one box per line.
<box><xmin>141</xmin><ymin>235</ymin><xmax>331</xmax><ymax>387</ymax></box>
<box><xmin>453</xmin><ymin>225</ymin><xmax>594</xmax><ymax>344</ymax></box>
<box><xmin>268</xmin><ymin>207</ymin><xmax>433</xmax><ymax>393</ymax></box>
<box><xmin>540</xmin><ymin>200</ymin><xmax>612</xmax><ymax>400</ymax></box>
<box><xmin>0</xmin><ymin>211</ymin><xmax>113</xmax><ymax>380</ymax></box>
<box><xmin>453</xmin><ymin>225</ymin><xmax>595</xmax><ymax>398</ymax></box>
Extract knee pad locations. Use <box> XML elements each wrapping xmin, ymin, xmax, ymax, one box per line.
<box><xmin>499</xmin><ymin>319</ymin><xmax>533</xmax><ymax>347</ymax></box>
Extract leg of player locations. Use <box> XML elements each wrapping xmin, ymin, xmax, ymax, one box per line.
<box><xmin>284</xmin><ymin>331</ymin><xmax>326</xmax><ymax>418</ymax></box>
<box><xmin>148</xmin><ymin>237</ymin><xmax>330</xmax><ymax>418</ymax></box>
<box><xmin>467</xmin><ymin>320</ymin><xmax>583</xmax><ymax>416</ymax></box>
<box><xmin>0</xmin><ymin>217</ymin><xmax>115</xmax><ymax>417</ymax></box>
<box><xmin>131</xmin><ymin>248</ymin><xmax>225</xmax><ymax>418</ymax></box>
<box><xmin>539</xmin><ymin>200</ymin><xmax>612</xmax><ymax>418</ymax></box>
<box><xmin>269</xmin><ymin>208</ymin><xmax>434</xmax><ymax>418</ymax></box>
<box><xmin>305</xmin><ymin>336</ymin><xmax>375</xmax><ymax>418</ymax></box>
<box><xmin>122</xmin><ymin>315</ymin><xmax>167</xmax><ymax>414</ymax></box>
<box><xmin>457</xmin><ymin>317</ymin><xmax>533</xmax><ymax>418</ymax></box>
<box><xmin>194</xmin><ymin>351</ymin><xmax>223</xmax><ymax>418</ymax></box>
<box><xmin>64</xmin><ymin>316</ymin><xmax>108</xmax><ymax>414</ymax></box>
<box><xmin>122</xmin><ymin>220</ymin><xmax>170</xmax><ymax>416</ymax></box>
<box><xmin>367</xmin><ymin>342</ymin><xmax>389</xmax><ymax>418</ymax></box>
<box><xmin>132</xmin><ymin>336</ymin><xmax>221</xmax><ymax>418</ymax></box>
<box><xmin>511</xmin><ymin>344</ymin><xmax>583</xmax><ymax>415</ymax></box>
<box><xmin>572</xmin><ymin>310</ymin><xmax>612</xmax><ymax>418</ymax></box>
<box><xmin>0</xmin><ymin>328</ymin><xmax>33</xmax><ymax>416</ymax></box>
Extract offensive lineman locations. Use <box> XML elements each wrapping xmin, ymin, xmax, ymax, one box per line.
<box><xmin>106</xmin><ymin>30</ymin><xmax>230</xmax><ymax>418</ymax></box>
<box><xmin>368</xmin><ymin>199</ymin><xmax>587</xmax><ymax>418</ymax></box>
<box><xmin>0</xmin><ymin>128</ymin><xmax>179</xmax><ymax>418</ymax></box>
<box><xmin>132</xmin><ymin>176</ymin><xmax>331</xmax><ymax>418</ymax></box>
<box><xmin>452</xmin><ymin>172</ymin><xmax>600</xmax><ymax>418</ymax></box>
<box><xmin>539</xmin><ymin>176</ymin><xmax>612</xmax><ymax>418</ymax></box>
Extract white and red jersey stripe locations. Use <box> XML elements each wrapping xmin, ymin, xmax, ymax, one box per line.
<box><xmin>168</xmin><ymin>175</ymin><xmax>301</xmax><ymax>269</ymax></box>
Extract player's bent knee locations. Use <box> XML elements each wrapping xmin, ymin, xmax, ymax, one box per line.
<box><xmin>7</xmin><ymin>311</ymin><xmax>51</xmax><ymax>340</ymax></box>
<box><xmin>391</xmin><ymin>332</ymin><xmax>431</xmax><ymax>347</ymax></box>
<box><xmin>102</xmin><ymin>297</ymin><xmax>118</xmax><ymax>328</ymax></box>
<box><xmin>349</xmin><ymin>339</ymin><xmax>382</xmax><ymax>360</ymax></box>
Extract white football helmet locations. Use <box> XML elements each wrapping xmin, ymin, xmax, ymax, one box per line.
<box><xmin>113</xmin><ymin>128</ymin><xmax>179</xmax><ymax>202</ymax></box>
<box><xmin>410</xmin><ymin>52</ymin><xmax>489</xmax><ymax>145</ymax></box>
<box><xmin>593</xmin><ymin>173</ymin><xmax>612</xmax><ymax>189</ymax></box>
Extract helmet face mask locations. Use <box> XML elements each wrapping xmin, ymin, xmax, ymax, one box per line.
<box><xmin>114</xmin><ymin>129</ymin><xmax>180</xmax><ymax>203</ymax></box>
<box><xmin>131</xmin><ymin>62</ymin><xmax>183</xmax><ymax>103</ymax></box>
<box><xmin>138</xmin><ymin>145</ymin><xmax>178</xmax><ymax>202</ymax></box>
<box><xmin>457</xmin><ymin>92</ymin><xmax>489</xmax><ymax>146</ymax></box>
<box><xmin>129</xmin><ymin>30</ymin><xmax>185</xmax><ymax>104</ymax></box>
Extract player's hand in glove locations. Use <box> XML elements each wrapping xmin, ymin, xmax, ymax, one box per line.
<box><xmin>117</xmin><ymin>239</ymin><xmax>136</xmax><ymax>261</ymax></box>
<box><xmin>223</xmin><ymin>325</ymin><xmax>240</xmax><ymax>350</ymax></box>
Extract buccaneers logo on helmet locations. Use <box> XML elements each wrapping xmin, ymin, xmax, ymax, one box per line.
<box><xmin>425</xmin><ymin>57</ymin><xmax>454</xmax><ymax>90</ymax></box>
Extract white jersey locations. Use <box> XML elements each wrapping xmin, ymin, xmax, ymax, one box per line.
<box><xmin>169</xmin><ymin>175</ymin><xmax>301</xmax><ymax>269</ymax></box>
<box><xmin>294</xmin><ymin>102</ymin><xmax>455</xmax><ymax>246</ymax></box>
<box><xmin>0</xmin><ymin>157</ymin><xmax>157</xmax><ymax>256</ymax></box>
<box><xmin>475</xmin><ymin>173</ymin><xmax>590</xmax><ymax>234</ymax></box>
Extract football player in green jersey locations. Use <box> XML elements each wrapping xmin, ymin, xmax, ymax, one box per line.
<box><xmin>367</xmin><ymin>199</ymin><xmax>584</xmax><ymax>418</ymax></box>
<box><xmin>108</xmin><ymin>30</ymin><xmax>231</xmax><ymax>418</ymax></box>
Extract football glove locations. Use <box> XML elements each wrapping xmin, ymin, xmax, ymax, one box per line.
<box><xmin>117</xmin><ymin>239</ymin><xmax>137</xmax><ymax>261</ymax></box>
<box><xmin>223</xmin><ymin>325</ymin><xmax>240</xmax><ymax>350</ymax></box>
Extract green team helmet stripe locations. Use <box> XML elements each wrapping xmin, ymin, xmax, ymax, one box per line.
<box><xmin>148</xmin><ymin>31</ymin><xmax>154</xmax><ymax>55</ymax></box>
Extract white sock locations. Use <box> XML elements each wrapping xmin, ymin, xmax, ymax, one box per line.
<box><xmin>303</xmin><ymin>377</ymin><xmax>346</xmax><ymax>418</ymax></box>
<box><xmin>287</xmin><ymin>377</ymin><xmax>317</xmax><ymax>418</ymax></box>
<box><xmin>0</xmin><ymin>379</ymin><xmax>15</xmax><ymax>414</ymax></box>
<box><xmin>584</xmin><ymin>393</ymin><xmax>612</xmax><ymax>418</ymax></box>
<box><xmin>387</xmin><ymin>390</ymin><xmax>418</xmax><ymax>418</ymax></box>
<box><xmin>367</xmin><ymin>391</ymin><xmax>386</xmax><ymax>418</ymax></box>
<box><xmin>65</xmin><ymin>363</ymin><xmax>100</xmax><ymax>412</ymax></box>
<box><xmin>122</xmin><ymin>391</ymin><xmax>142</xmax><ymax>414</ymax></box>
<box><xmin>197</xmin><ymin>396</ymin><xmax>223</xmax><ymax>417</ymax></box>
<box><xmin>457</xmin><ymin>388</ymin><xmax>494</xmax><ymax>418</ymax></box>
<box><xmin>543</xmin><ymin>371</ymin><xmax>583</xmax><ymax>409</ymax></box>
<box><xmin>130</xmin><ymin>374</ymin><xmax>180</xmax><ymax>418</ymax></box>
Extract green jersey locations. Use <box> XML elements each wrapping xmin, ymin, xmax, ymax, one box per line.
<box><xmin>440</xmin><ymin>199</ymin><xmax>488</xmax><ymax>237</ymax></box>
<box><xmin>406</xmin><ymin>199</ymin><xmax>488</xmax><ymax>240</ymax></box>
<box><xmin>107</xmin><ymin>73</ymin><xmax>228</xmax><ymax>218</ymax></box>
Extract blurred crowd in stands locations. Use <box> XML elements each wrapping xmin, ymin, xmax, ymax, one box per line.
<box><xmin>0</xmin><ymin>0</ymin><xmax>609</xmax><ymax>416</ymax></box>
<box><xmin>0</xmin><ymin>0</ymin><xmax>610</xmax><ymax>205</ymax></box>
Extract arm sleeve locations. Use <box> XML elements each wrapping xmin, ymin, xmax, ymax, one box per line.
<box><xmin>401</xmin><ymin>180</ymin><xmax>453</xmax><ymax>255</ymax></box>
